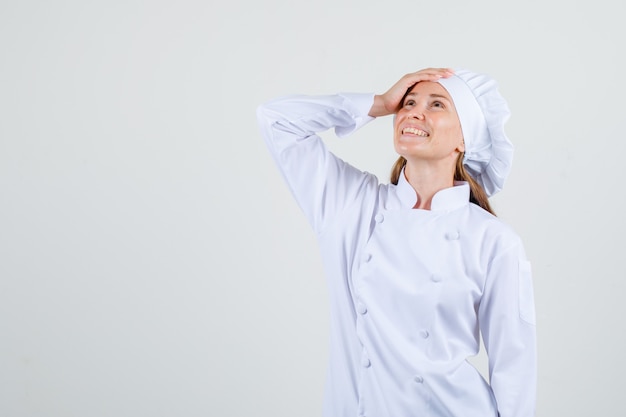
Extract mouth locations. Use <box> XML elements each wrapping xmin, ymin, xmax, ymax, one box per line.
<box><xmin>402</xmin><ymin>127</ymin><xmax>429</xmax><ymax>137</ymax></box>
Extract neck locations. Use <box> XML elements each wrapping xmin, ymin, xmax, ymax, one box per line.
<box><xmin>403</xmin><ymin>158</ymin><xmax>456</xmax><ymax>210</ymax></box>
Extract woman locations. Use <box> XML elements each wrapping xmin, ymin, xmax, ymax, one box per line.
<box><xmin>257</xmin><ymin>68</ymin><xmax>536</xmax><ymax>417</ymax></box>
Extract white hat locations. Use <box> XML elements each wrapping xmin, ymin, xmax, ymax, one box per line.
<box><xmin>437</xmin><ymin>69</ymin><xmax>514</xmax><ymax>197</ymax></box>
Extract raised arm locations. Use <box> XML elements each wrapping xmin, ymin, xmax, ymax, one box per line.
<box><xmin>256</xmin><ymin>93</ymin><xmax>377</xmax><ymax>234</ymax></box>
<box><xmin>256</xmin><ymin>68</ymin><xmax>453</xmax><ymax>233</ymax></box>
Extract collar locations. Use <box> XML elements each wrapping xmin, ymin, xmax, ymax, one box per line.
<box><xmin>395</xmin><ymin>167</ymin><xmax>470</xmax><ymax>211</ymax></box>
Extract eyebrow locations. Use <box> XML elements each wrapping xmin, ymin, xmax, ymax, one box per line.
<box><xmin>405</xmin><ymin>92</ymin><xmax>451</xmax><ymax>102</ymax></box>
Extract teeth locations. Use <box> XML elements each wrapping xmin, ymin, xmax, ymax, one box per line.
<box><xmin>403</xmin><ymin>127</ymin><xmax>428</xmax><ymax>137</ymax></box>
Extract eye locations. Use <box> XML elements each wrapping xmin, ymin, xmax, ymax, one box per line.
<box><xmin>431</xmin><ymin>100</ymin><xmax>445</xmax><ymax>108</ymax></box>
<box><xmin>403</xmin><ymin>99</ymin><xmax>415</xmax><ymax>107</ymax></box>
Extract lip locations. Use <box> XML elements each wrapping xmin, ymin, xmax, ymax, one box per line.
<box><xmin>400</xmin><ymin>124</ymin><xmax>430</xmax><ymax>137</ymax></box>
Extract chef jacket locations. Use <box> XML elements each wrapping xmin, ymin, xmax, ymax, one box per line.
<box><xmin>257</xmin><ymin>92</ymin><xmax>536</xmax><ymax>417</ymax></box>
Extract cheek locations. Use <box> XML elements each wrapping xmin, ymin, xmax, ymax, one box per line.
<box><xmin>440</xmin><ymin>120</ymin><xmax>463</xmax><ymax>142</ymax></box>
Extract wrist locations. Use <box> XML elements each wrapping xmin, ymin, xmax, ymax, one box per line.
<box><xmin>368</xmin><ymin>95</ymin><xmax>390</xmax><ymax>118</ymax></box>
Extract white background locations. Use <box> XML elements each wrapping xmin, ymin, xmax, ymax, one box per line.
<box><xmin>1</xmin><ymin>0</ymin><xmax>624</xmax><ymax>416</ymax></box>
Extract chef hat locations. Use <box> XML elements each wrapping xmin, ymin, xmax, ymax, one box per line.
<box><xmin>436</xmin><ymin>69</ymin><xmax>514</xmax><ymax>197</ymax></box>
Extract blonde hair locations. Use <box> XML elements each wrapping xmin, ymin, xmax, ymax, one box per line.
<box><xmin>389</xmin><ymin>154</ymin><xmax>495</xmax><ymax>215</ymax></box>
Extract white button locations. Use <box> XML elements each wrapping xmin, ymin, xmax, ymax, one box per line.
<box><xmin>357</xmin><ymin>302</ymin><xmax>368</xmax><ymax>315</ymax></box>
<box><xmin>414</xmin><ymin>376</ymin><xmax>424</xmax><ymax>384</ymax></box>
<box><xmin>361</xmin><ymin>356</ymin><xmax>371</xmax><ymax>368</ymax></box>
<box><xmin>431</xmin><ymin>274</ymin><xmax>441</xmax><ymax>283</ymax></box>
<box><xmin>420</xmin><ymin>330</ymin><xmax>430</xmax><ymax>339</ymax></box>
<box><xmin>445</xmin><ymin>230</ymin><xmax>460</xmax><ymax>240</ymax></box>
<box><xmin>364</xmin><ymin>253</ymin><xmax>372</xmax><ymax>262</ymax></box>
<box><xmin>374</xmin><ymin>213</ymin><xmax>384</xmax><ymax>223</ymax></box>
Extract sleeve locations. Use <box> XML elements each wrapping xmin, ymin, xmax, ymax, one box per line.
<box><xmin>478</xmin><ymin>240</ymin><xmax>537</xmax><ymax>417</ymax></box>
<box><xmin>256</xmin><ymin>93</ymin><xmax>377</xmax><ymax>234</ymax></box>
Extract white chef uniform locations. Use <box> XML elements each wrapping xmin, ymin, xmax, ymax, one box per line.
<box><xmin>257</xmin><ymin>92</ymin><xmax>536</xmax><ymax>417</ymax></box>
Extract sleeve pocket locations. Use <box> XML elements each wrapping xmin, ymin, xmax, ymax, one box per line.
<box><xmin>518</xmin><ymin>260</ymin><xmax>536</xmax><ymax>325</ymax></box>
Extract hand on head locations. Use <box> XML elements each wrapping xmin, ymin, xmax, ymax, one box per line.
<box><xmin>369</xmin><ymin>68</ymin><xmax>454</xmax><ymax>118</ymax></box>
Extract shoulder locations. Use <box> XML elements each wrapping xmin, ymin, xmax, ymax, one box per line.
<box><xmin>467</xmin><ymin>203</ymin><xmax>525</xmax><ymax>255</ymax></box>
<box><xmin>320</xmin><ymin>170</ymin><xmax>382</xmax><ymax>236</ymax></box>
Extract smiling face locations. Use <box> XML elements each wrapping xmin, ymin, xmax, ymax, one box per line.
<box><xmin>394</xmin><ymin>81</ymin><xmax>465</xmax><ymax>164</ymax></box>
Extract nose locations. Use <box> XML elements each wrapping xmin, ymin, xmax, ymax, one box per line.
<box><xmin>407</xmin><ymin>109</ymin><xmax>424</xmax><ymax>120</ymax></box>
<box><xmin>407</xmin><ymin>103</ymin><xmax>425</xmax><ymax>120</ymax></box>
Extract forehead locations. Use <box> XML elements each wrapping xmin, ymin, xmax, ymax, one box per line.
<box><xmin>407</xmin><ymin>81</ymin><xmax>452</xmax><ymax>99</ymax></box>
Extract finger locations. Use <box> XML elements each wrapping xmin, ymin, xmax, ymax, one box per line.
<box><xmin>396</xmin><ymin>70</ymin><xmax>451</xmax><ymax>94</ymax></box>
<box><xmin>406</xmin><ymin>68</ymin><xmax>454</xmax><ymax>81</ymax></box>
<box><xmin>416</xmin><ymin>67</ymin><xmax>454</xmax><ymax>74</ymax></box>
<box><xmin>382</xmin><ymin>68</ymin><xmax>454</xmax><ymax>112</ymax></box>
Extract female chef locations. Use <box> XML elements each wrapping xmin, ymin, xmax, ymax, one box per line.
<box><xmin>256</xmin><ymin>67</ymin><xmax>536</xmax><ymax>417</ymax></box>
